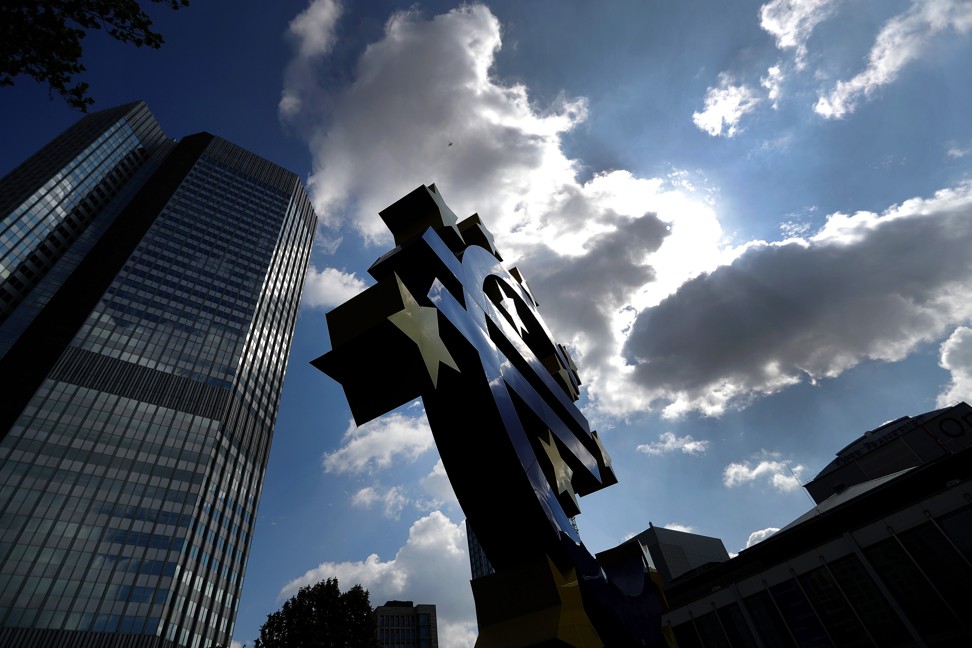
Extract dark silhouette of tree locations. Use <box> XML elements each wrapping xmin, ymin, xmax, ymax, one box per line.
<box><xmin>254</xmin><ymin>578</ymin><xmax>380</xmax><ymax>648</ymax></box>
<box><xmin>0</xmin><ymin>0</ymin><xmax>189</xmax><ymax>111</ymax></box>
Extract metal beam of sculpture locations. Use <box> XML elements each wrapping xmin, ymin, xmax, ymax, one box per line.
<box><xmin>313</xmin><ymin>185</ymin><xmax>662</xmax><ymax>647</ymax></box>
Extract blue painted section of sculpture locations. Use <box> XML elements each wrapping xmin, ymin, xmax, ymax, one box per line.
<box><xmin>314</xmin><ymin>185</ymin><xmax>663</xmax><ymax>646</ymax></box>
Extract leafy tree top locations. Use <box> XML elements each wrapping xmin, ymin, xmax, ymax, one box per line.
<box><xmin>0</xmin><ymin>0</ymin><xmax>189</xmax><ymax>111</ymax></box>
<box><xmin>255</xmin><ymin>577</ymin><xmax>380</xmax><ymax>648</ymax></box>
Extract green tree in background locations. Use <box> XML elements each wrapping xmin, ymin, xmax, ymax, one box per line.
<box><xmin>0</xmin><ymin>0</ymin><xmax>189</xmax><ymax>111</ymax></box>
<box><xmin>255</xmin><ymin>578</ymin><xmax>380</xmax><ymax>648</ymax></box>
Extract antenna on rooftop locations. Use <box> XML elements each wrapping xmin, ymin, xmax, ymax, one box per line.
<box><xmin>785</xmin><ymin>460</ymin><xmax>819</xmax><ymax>511</ymax></box>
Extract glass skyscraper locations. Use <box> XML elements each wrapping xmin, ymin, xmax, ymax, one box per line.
<box><xmin>0</xmin><ymin>102</ymin><xmax>316</xmax><ymax>648</ymax></box>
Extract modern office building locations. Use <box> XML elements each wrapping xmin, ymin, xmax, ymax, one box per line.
<box><xmin>374</xmin><ymin>601</ymin><xmax>438</xmax><ymax>648</ymax></box>
<box><xmin>0</xmin><ymin>102</ymin><xmax>316</xmax><ymax>648</ymax></box>
<box><xmin>662</xmin><ymin>403</ymin><xmax>972</xmax><ymax>647</ymax></box>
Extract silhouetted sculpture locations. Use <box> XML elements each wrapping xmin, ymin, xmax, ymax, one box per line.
<box><xmin>314</xmin><ymin>185</ymin><xmax>662</xmax><ymax>647</ymax></box>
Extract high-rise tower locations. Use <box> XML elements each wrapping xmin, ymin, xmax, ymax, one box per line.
<box><xmin>0</xmin><ymin>102</ymin><xmax>316</xmax><ymax>648</ymax></box>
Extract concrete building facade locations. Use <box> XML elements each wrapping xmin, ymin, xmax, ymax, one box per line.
<box><xmin>662</xmin><ymin>403</ymin><xmax>972</xmax><ymax>647</ymax></box>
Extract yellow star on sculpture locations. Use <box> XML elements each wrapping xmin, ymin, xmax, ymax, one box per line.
<box><xmin>592</xmin><ymin>430</ymin><xmax>612</xmax><ymax>470</ymax></box>
<box><xmin>546</xmin><ymin>556</ymin><xmax>602</xmax><ymax>647</ymax></box>
<box><xmin>557</xmin><ymin>366</ymin><xmax>580</xmax><ymax>400</ymax></box>
<box><xmin>539</xmin><ymin>431</ymin><xmax>578</xmax><ymax>510</ymax></box>
<box><xmin>388</xmin><ymin>273</ymin><xmax>460</xmax><ymax>388</ymax></box>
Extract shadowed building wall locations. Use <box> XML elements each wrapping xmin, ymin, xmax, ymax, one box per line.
<box><xmin>662</xmin><ymin>403</ymin><xmax>972</xmax><ymax>648</ymax></box>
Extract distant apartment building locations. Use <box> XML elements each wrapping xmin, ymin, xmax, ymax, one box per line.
<box><xmin>375</xmin><ymin>601</ymin><xmax>438</xmax><ymax>648</ymax></box>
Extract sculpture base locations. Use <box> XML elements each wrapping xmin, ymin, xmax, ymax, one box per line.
<box><xmin>472</xmin><ymin>555</ymin><xmax>603</xmax><ymax>648</ymax></box>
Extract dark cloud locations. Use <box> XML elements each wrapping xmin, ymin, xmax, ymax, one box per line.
<box><xmin>525</xmin><ymin>212</ymin><xmax>669</xmax><ymax>371</ymax></box>
<box><xmin>623</xmin><ymin>185</ymin><xmax>972</xmax><ymax>415</ymax></box>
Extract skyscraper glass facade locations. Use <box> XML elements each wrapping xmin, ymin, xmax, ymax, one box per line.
<box><xmin>0</xmin><ymin>102</ymin><xmax>170</xmax><ymax>355</ymax></box>
<box><xmin>0</xmin><ymin>103</ymin><xmax>316</xmax><ymax>648</ymax></box>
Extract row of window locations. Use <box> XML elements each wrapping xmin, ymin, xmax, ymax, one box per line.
<box><xmin>671</xmin><ymin>505</ymin><xmax>972</xmax><ymax>647</ymax></box>
<box><xmin>0</xmin><ymin>122</ymin><xmax>146</xmax><ymax>315</ymax></box>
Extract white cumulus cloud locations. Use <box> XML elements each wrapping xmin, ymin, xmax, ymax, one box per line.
<box><xmin>280</xmin><ymin>511</ymin><xmax>476</xmax><ymax>648</ymax></box>
<box><xmin>662</xmin><ymin>523</ymin><xmax>697</xmax><ymax>533</ymax></box>
<box><xmin>697</xmin><ymin>0</ymin><xmax>836</xmax><ymax>129</ymax></box>
<box><xmin>290</xmin><ymin>4</ymin><xmax>589</xmax><ymax>243</ymax></box>
<box><xmin>692</xmin><ymin>74</ymin><xmax>762</xmax><ymax>137</ymax></box>
<box><xmin>323</xmin><ymin>411</ymin><xmax>433</xmax><ymax>474</ymax></box>
<box><xmin>937</xmin><ymin>326</ymin><xmax>972</xmax><ymax>406</ymax></box>
<box><xmin>815</xmin><ymin>0</ymin><xmax>972</xmax><ymax>119</ymax></box>
<box><xmin>289</xmin><ymin>0</ymin><xmax>342</xmax><ymax>57</ymax></box>
<box><xmin>724</xmin><ymin>455</ymin><xmax>805</xmax><ymax>492</ymax></box>
<box><xmin>745</xmin><ymin>527</ymin><xmax>780</xmax><ymax>548</ymax></box>
<box><xmin>947</xmin><ymin>141</ymin><xmax>972</xmax><ymax>158</ymax></box>
<box><xmin>351</xmin><ymin>485</ymin><xmax>409</xmax><ymax>519</ymax></box>
<box><xmin>636</xmin><ymin>431</ymin><xmax>709</xmax><ymax>456</ymax></box>
<box><xmin>302</xmin><ymin>266</ymin><xmax>368</xmax><ymax>310</ymax></box>
<box><xmin>759</xmin><ymin>0</ymin><xmax>840</xmax><ymax>67</ymax></box>
<box><xmin>280</xmin><ymin>0</ymin><xmax>344</xmax><ymax>119</ymax></box>
<box><xmin>419</xmin><ymin>459</ymin><xmax>460</xmax><ymax>510</ymax></box>
<box><xmin>760</xmin><ymin>64</ymin><xmax>786</xmax><ymax>107</ymax></box>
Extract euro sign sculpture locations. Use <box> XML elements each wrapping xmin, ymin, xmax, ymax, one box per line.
<box><xmin>314</xmin><ymin>185</ymin><xmax>662</xmax><ymax>646</ymax></box>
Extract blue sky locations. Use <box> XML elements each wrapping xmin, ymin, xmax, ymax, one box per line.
<box><xmin>3</xmin><ymin>1</ymin><xmax>972</xmax><ymax>646</ymax></box>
